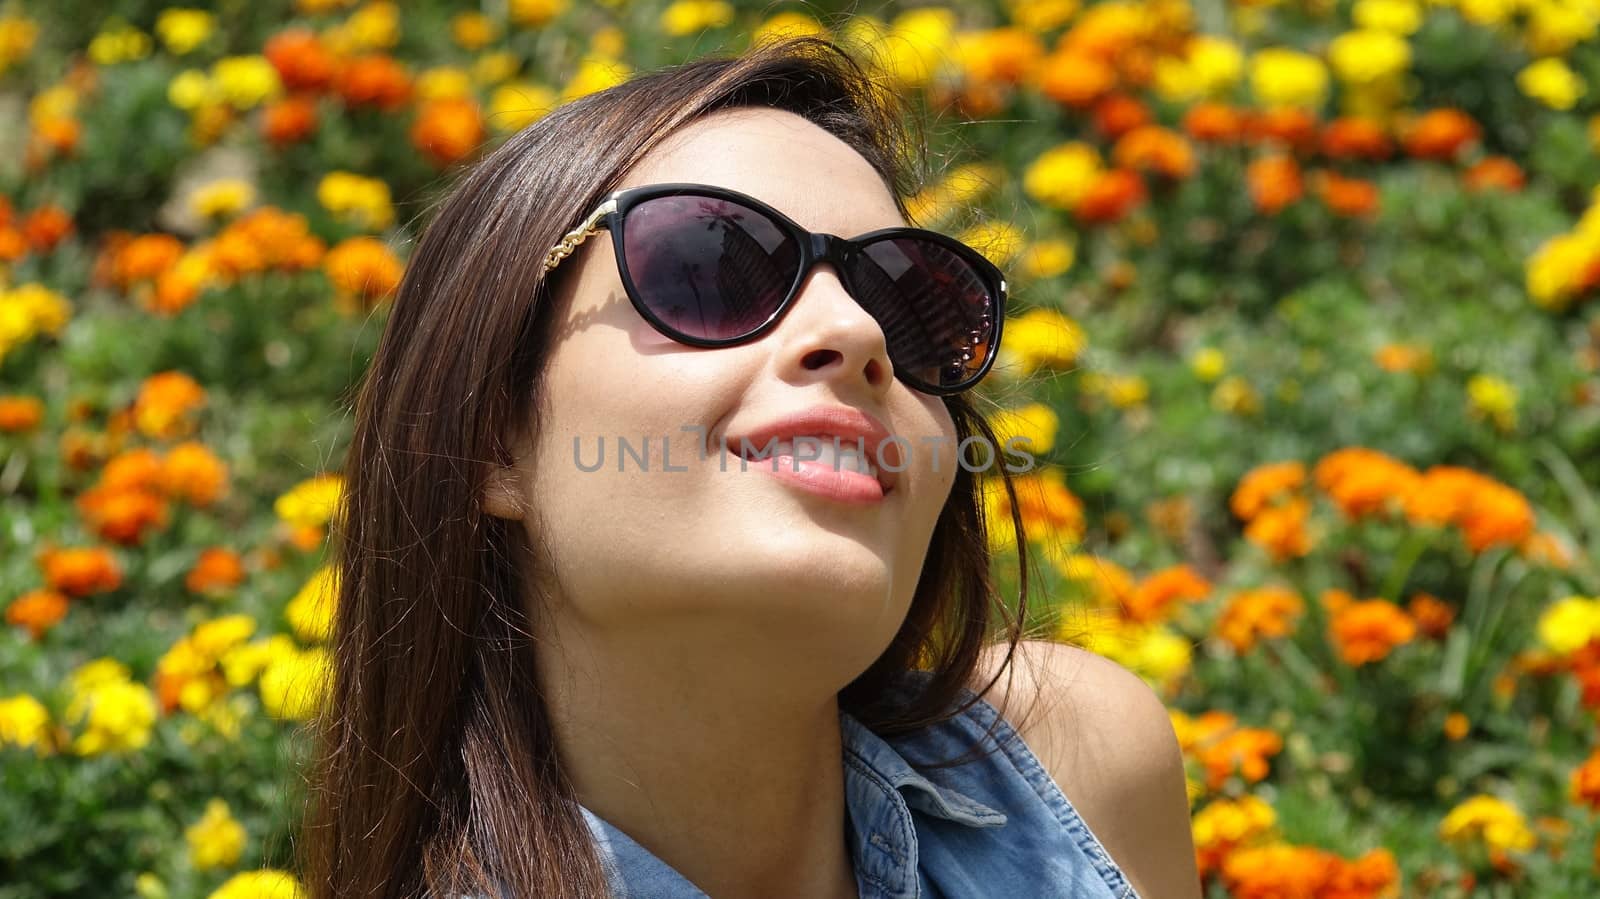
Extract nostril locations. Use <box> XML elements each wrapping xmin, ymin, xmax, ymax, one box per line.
<box><xmin>801</xmin><ymin>348</ymin><xmax>841</xmax><ymax>370</ymax></box>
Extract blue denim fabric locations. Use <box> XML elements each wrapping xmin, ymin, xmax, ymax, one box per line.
<box><xmin>579</xmin><ymin>668</ymin><xmax>1141</xmax><ymax>899</ymax></box>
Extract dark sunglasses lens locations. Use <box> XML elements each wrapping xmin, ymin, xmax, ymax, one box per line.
<box><xmin>852</xmin><ymin>238</ymin><xmax>998</xmax><ymax>391</ymax></box>
<box><xmin>620</xmin><ymin>195</ymin><xmax>800</xmax><ymax>341</ymax></box>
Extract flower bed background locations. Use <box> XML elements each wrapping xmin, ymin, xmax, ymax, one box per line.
<box><xmin>2</xmin><ymin>0</ymin><xmax>1600</xmax><ymax>896</ymax></box>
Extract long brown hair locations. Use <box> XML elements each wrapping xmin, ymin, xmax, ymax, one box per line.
<box><xmin>299</xmin><ymin>35</ymin><xmax>1041</xmax><ymax>899</ymax></box>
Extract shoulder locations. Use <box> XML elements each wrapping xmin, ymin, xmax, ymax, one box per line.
<box><xmin>970</xmin><ymin>639</ymin><xmax>1201</xmax><ymax>899</ymax></box>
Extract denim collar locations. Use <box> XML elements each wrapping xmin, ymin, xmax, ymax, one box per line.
<box><xmin>577</xmin><ymin>699</ymin><xmax>1007</xmax><ymax>899</ymax></box>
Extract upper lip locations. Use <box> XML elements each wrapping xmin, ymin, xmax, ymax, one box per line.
<box><xmin>723</xmin><ymin>405</ymin><xmax>900</xmax><ymax>494</ymax></box>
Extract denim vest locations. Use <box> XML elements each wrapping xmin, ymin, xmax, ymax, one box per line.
<box><xmin>579</xmin><ymin>668</ymin><xmax>1141</xmax><ymax>898</ymax></box>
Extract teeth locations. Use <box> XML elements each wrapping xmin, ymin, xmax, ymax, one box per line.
<box><xmin>754</xmin><ymin>438</ymin><xmax>878</xmax><ymax>478</ymax></box>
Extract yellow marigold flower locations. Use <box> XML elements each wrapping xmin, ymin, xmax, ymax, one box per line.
<box><xmin>838</xmin><ymin>14</ymin><xmax>890</xmax><ymax>53</ymax></box>
<box><xmin>211</xmin><ymin>55</ymin><xmax>283</xmax><ymax>110</ymax></box>
<box><xmin>0</xmin><ymin>15</ymin><xmax>40</xmax><ymax>74</ymax></box>
<box><xmin>345</xmin><ymin>1</ymin><xmax>399</xmax><ymax>50</ymax></box>
<box><xmin>660</xmin><ymin>0</ymin><xmax>734</xmax><ymax>37</ymax></box>
<box><xmin>1457</xmin><ymin>0</ymin><xmax>1514</xmax><ymax>25</ymax></box>
<box><xmin>1154</xmin><ymin>34</ymin><xmax>1245</xmax><ymax>102</ymax></box>
<box><xmin>1190</xmin><ymin>347</ymin><xmax>1226</xmax><ymax>382</ymax></box>
<box><xmin>186</xmin><ymin>798</ymin><xmax>247</xmax><ymax>870</ymax></box>
<box><xmin>1353</xmin><ymin>0</ymin><xmax>1424</xmax><ymax>34</ymax></box>
<box><xmin>193</xmin><ymin>615</ymin><xmax>257</xmax><ymax>660</ymax></box>
<box><xmin>1248</xmin><ymin>47</ymin><xmax>1329</xmax><ymax>110</ymax></box>
<box><xmin>1467</xmin><ymin>373</ymin><xmax>1518</xmax><ymax>431</ymax></box>
<box><xmin>561</xmin><ymin>54</ymin><xmax>631</xmax><ymax>102</ymax></box>
<box><xmin>999</xmin><ymin>307</ymin><xmax>1086</xmax><ymax>375</ymax></box>
<box><xmin>316</xmin><ymin>172</ymin><xmax>394</xmax><ymax>231</ymax></box>
<box><xmin>473</xmin><ymin>50</ymin><xmax>522</xmax><ymax>86</ymax></box>
<box><xmin>990</xmin><ymin>402</ymin><xmax>1060</xmax><ymax>456</ymax></box>
<box><xmin>28</xmin><ymin>83</ymin><xmax>76</xmax><ymax>125</ymax></box>
<box><xmin>1019</xmin><ymin>238</ymin><xmax>1075</xmax><ymax>279</ymax></box>
<box><xmin>0</xmin><ymin>694</ymin><xmax>52</xmax><ymax>751</ymax></box>
<box><xmin>590</xmin><ymin>25</ymin><xmax>626</xmax><ymax>57</ymax></box>
<box><xmin>907</xmin><ymin>161</ymin><xmax>1002</xmax><ymax>225</ymax></box>
<box><xmin>451</xmin><ymin>12</ymin><xmax>501</xmax><ymax>51</ymax></box>
<box><xmin>168</xmin><ymin>69</ymin><xmax>216</xmax><ymax>110</ymax></box>
<box><xmin>0</xmin><ymin>283</ymin><xmax>72</xmax><ymax>349</ymax></box>
<box><xmin>1023</xmin><ymin>141</ymin><xmax>1104</xmax><ymax>211</ymax></box>
<box><xmin>1518</xmin><ymin>57</ymin><xmax>1586</xmax><ymax>111</ymax></box>
<box><xmin>274</xmin><ymin>473</ymin><xmax>344</xmax><ymax>529</ymax></box>
<box><xmin>883</xmin><ymin>7</ymin><xmax>958</xmax><ymax>88</ymax></box>
<box><xmin>1327</xmin><ymin>30</ymin><xmax>1411</xmax><ymax>85</ymax></box>
<box><xmin>754</xmin><ymin>12</ymin><xmax>827</xmax><ymax>45</ymax></box>
<box><xmin>488</xmin><ymin>82</ymin><xmax>556</xmax><ymax>132</ymax></box>
<box><xmin>1524</xmin><ymin>0</ymin><xmax>1598</xmax><ymax>56</ymax></box>
<box><xmin>66</xmin><ymin>664</ymin><xmax>158</xmax><ymax>755</ymax></box>
<box><xmin>1077</xmin><ymin>620</ymin><xmax>1193</xmax><ymax>689</ymax></box>
<box><xmin>156</xmin><ymin>9</ymin><xmax>214</xmax><ymax>56</ymax></box>
<box><xmin>957</xmin><ymin>220</ymin><xmax>1024</xmax><ymax>268</ymax></box>
<box><xmin>1526</xmin><ymin>232</ymin><xmax>1595</xmax><ymax>310</ymax></box>
<box><xmin>207</xmin><ymin>869</ymin><xmax>307</xmax><ymax>899</ymax></box>
<box><xmin>189</xmin><ymin>179</ymin><xmax>256</xmax><ymax>221</ymax></box>
<box><xmin>286</xmin><ymin>566</ymin><xmax>339</xmax><ymax>643</ymax></box>
<box><xmin>295</xmin><ymin>0</ymin><xmax>357</xmax><ymax>12</ymax></box>
<box><xmin>88</xmin><ymin>24</ymin><xmax>153</xmax><ymax>66</ymax></box>
<box><xmin>1100</xmin><ymin>373</ymin><xmax>1150</xmax><ymax>408</ymax></box>
<box><xmin>259</xmin><ymin>647</ymin><xmax>332</xmax><ymax>720</ymax></box>
<box><xmin>134</xmin><ymin>873</ymin><xmax>167</xmax><ymax>899</ymax></box>
<box><xmin>220</xmin><ymin>635</ymin><xmax>299</xmax><ymax>688</ymax></box>
<box><xmin>1537</xmin><ymin>595</ymin><xmax>1600</xmax><ymax>655</ymax></box>
<box><xmin>1005</xmin><ymin>0</ymin><xmax>1080</xmax><ymax>33</ymax></box>
<box><xmin>1211</xmin><ymin>375</ymin><xmax>1261</xmax><ymax>416</ymax></box>
<box><xmin>1191</xmin><ymin>794</ymin><xmax>1277</xmax><ymax>849</ymax></box>
<box><xmin>509</xmin><ymin>0</ymin><xmax>571</xmax><ymax>28</ymax></box>
<box><xmin>413</xmin><ymin>66</ymin><xmax>472</xmax><ymax>102</ymax></box>
<box><xmin>1439</xmin><ymin>794</ymin><xmax>1537</xmax><ymax>853</ymax></box>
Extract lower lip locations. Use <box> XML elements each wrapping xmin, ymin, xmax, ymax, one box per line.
<box><xmin>733</xmin><ymin>453</ymin><xmax>888</xmax><ymax>504</ymax></box>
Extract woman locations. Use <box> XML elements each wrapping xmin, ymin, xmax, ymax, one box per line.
<box><xmin>300</xmin><ymin>35</ymin><xmax>1198</xmax><ymax>899</ymax></box>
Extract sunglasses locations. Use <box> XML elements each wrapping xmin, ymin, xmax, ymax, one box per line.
<box><xmin>540</xmin><ymin>182</ymin><xmax>1007</xmax><ymax>396</ymax></box>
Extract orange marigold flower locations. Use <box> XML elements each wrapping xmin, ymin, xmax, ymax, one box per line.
<box><xmin>1403</xmin><ymin>108</ymin><xmax>1480</xmax><ymax>161</ymax></box>
<box><xmin>76</xmin><ymin>484</ymin><xmax>171</xmax><ymax>545</ymax></box>
<box><xmin>1244</xmin><ymin>496</ymin><xmax>1314</xmax><ymax>561</ymax></box>
<box><xmin>1247</xmin><ymin>107</ymin><xmax>1317</xmax><ymax>151</ymax></box>
<box><xmin>1408</xmin><ymin>592</ymin><xmax>1455</xmax><ymax>639</ymax></box>
<box><xmin>1111</xmin><ymin>125</ymin><xmax>1195</xmax><ymax>179</ymax></box>
<box><xmin>1231</xmin><ymin>460</ymin><xmax>1307</xmax><ymax>520</ymax></box>
<box><xmin>1182</xmin><ymin>102</ymin><xmax>1245</xmax><ymax>144</ymax></box>
<box><xmin>334</xmin><ymin>54</ymin><xmax>412</xmax><ymax>110</ymax></box>
<box><xmin>133</xmin><ymin>371</ymin><xmax>207</xmax><ymax>441</ymax></box>
<box><xmin>325</xmin><ymin>236</ymin><xmax>404</xmax><ymax>310</ymax></box>
<box><xmin>1331</xmin><ymin>598</ymin><xmax>1417</xmax><ymax>666</ymax></box>
<box><xmin>1124</xmin><ymin>564</ymin><xmax>1211</xmax><ymax>623</ymax></box>
<box><xmin>1464</xmin><ymin>156</ymin><xmax>1525</xmax><ymax>193</ymax></box>
<box><xmin>21</xmin><ymin>205</ymin><xmax>73</xmax><ymax>252</ymax></box>
<box><xmin>1374</xmin><ymin>342</ymin><xmax>1432</xmax><ymax>373</ymax></box>
<box><xmin>209</xmin><ymin>207</ymin><xmax>325</xmax><ymax>281</ymax></box>
<box><xmin>33</xmin><ymin>116</ymin><xmax>81</xmax><ymax>155</ymax></box>
<box><xmin>101</xmin><ymin>448</ymin><xmax>167</xmax><ymax>493</ymax></box>
<box><xmin>0</xmin><ymin>395</ymin><xmax>45</xmax><ymax>432</ymax></box>
<box><xmin>1198</xmin><ymin>727</ymin><xmax>1282</xmax><ymax>790</ymax></box>
<box><xmin>1444</xmin><ymin>711</ymin><xmax>1470</xmax><ymax>741</ymax></box>
<box><xmin>1319</xmin><ymin>117</ymin><xmax>1392</xmax><ymax>161</ymax></box>
<box><xmin>0</xmin><ymin>226</ymin><xmax>26</xmax><ymax>262</ymax></box>
<box><xmin>1091</xmin><ymin>94</ymin><xmax>1149</xmax><ymax>139</ymax></box>
<box><xmin>114</xmin><ymin>234</ymin><xmax>185</xmax><ymax>287</ymax></box>
<box><xmin>1072</xmin><ymin>169</ymin><xmax>1145</xmax><ymax>224</ymax></box>
<box><xmin>6</xmin><ymin>588</ymin><xmax>69</xmax><ymax>639</ymax></box>
<box><xmin>1216</xmin><ymin>586</ymin><xmax>1304</xmax><ymax>653</ymax></box>
<box><xmin>1403</xmin><ymin>465</ymin><xmax>1536</xmax><ymax>552</ymax></box>
<box><xmin>1325</xmin><ymin>847</ymin><xmax>1402</xmax><ymax>897</ymax></box>
<box><xmin>959</xmin><ymin>28</ymin><xmax>1045</xmax><ymax>85</ymax></box>
<box><xmin>410</xmin><ymin>98</ymin><xmax>486</xmax><ymax>168</ymax></box>
<box><xmin>1246</xmin><ymin>155</ymin><xmax>1302</xmax><ymax>214</ymax></box>
<box><xmin>1037</xmin><ymin>51</ymin><xmax>1115</xmax><ymax>108</ymax></box>
<box><xmin>1313</xmin><ymin>170</ymin><xmax>1380</xmax><ymax>218</ymax></box>
<box><xmin>1320</xmin><ymin>587</ymin><xmax>1356</xmax><ymax>615</ymax></box>
<box><xmin>995</xmin><ymin>468</ymin><xmax>1086</xmax><ymax>548</ymax></box>
<box><xmin>1222</xmin><ymin>843</ymin><xmax>1342</xmax><ymax>898</ymax></box>
<box><xmin>161</xmin><ymin>441</ymin><xmax>229</xmax><ymax>506</ymax></box>
<box><xmin>262</xmin><ymin>95</ymin><xmax>319</xmax><ymax>146</ymax></box>
<box><xmin>186</xmin><ymin>547</ymin><xmax>245</xmax><ymax>595</ymax></box>
<box><xmin>38</xmin><ymin>545</ymin><xmax>123</xmax><ymax>597</ymax></box>
<box><xmin>1312</xmin><ymin>447</ymin><xmax>1420</xmax><ymax>519</ymax></box>
<box><xmin>264</xmin><ymin>28</ymin><xmax>336</xmax><ymax>92</ymax></box>
<box><xmin>1571</xmin><ymin>748</ymin><xmax>1600</xmax><ymax>811</ymax></box>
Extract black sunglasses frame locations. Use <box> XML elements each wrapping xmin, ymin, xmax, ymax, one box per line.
<box><xmin>541</xmin><ymin>181</ymin><xmax>1008</xmax><ymax>396</ymax></box>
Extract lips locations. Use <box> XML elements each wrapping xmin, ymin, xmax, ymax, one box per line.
<box><xmin>722</xmin><ymin>404</ymin><xmax>900</xmax><ymax>494</ymax></box>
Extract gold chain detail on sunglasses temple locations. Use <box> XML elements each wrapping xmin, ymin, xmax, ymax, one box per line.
<box><xmin>541</xmin><ymin>199</ymin><xmax>618</xmax><ymax>274</ymax></box>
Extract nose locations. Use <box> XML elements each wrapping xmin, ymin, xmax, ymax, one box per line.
<box><xmin>772</xmin><ymin>235</ymin><xmax>894</xmax><ymax>396</ymax></box>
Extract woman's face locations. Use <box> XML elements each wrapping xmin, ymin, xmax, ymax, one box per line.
<box><xmin>486</xmin><ymin>107</ymin><xmax>959</xmax><ymax>681</ymax></box>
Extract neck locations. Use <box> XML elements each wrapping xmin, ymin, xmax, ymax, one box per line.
<box><xmin>537</xmin><ymin>610</ymin><xmax>862</xmax><ymax>899</ymax></box>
